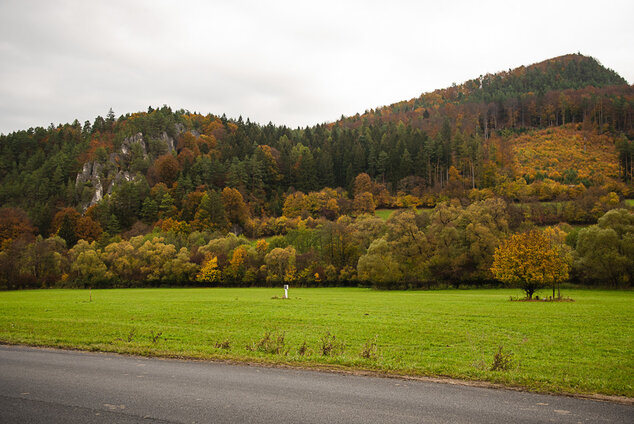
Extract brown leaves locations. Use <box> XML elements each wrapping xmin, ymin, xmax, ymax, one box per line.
<box><xmin>0</xmin><ymin>207</ymin><xmax>36</xmax><ymax>247</ymax></box>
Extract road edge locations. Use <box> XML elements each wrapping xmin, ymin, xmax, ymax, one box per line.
<box><xmin>1</xmin><ymin>341</ymin><xmax>632</xmax><ymax>406</ymax></box>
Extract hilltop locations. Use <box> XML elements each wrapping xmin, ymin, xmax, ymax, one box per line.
<box><xmin>344</xmin><ymin>53</ymin><xmax>628</xmax><ymax>124</ymax></box>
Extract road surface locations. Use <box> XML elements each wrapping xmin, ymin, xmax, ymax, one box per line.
<box><xmin>0</xmin><ymin>345</ymin><xmax>631</xmax><ymax>423</ymax></box>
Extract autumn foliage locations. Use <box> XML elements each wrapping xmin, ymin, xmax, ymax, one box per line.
<box><xmin>0</xmin><ymin>55</ymin><xmax>632</xmax><ymax>290</ymax></box>
<box><xmin>152</xmin><ymin>154</ymin><xmax>181</xmax><ymax>186</ymax></box>
<box><xmin>511</xmin><ymin>126</ymin><xmax>620</xmax><ymax>184</ymax></box>
<box><xmin>196</xmin><ymin>255</ymin><xmax>221</xmax><ymax>284</ymax></box>
<box><xmin>0</xmin><ymin>207</ymin><xmax>36</xmax><ymax>247</ymax></box>
<box><xmin>491</xmin><ymin>230</ymin><xmax>571</xmax><ymax>299</ymax></box>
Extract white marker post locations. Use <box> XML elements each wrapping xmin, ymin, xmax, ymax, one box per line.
<box><xmin>284</xmin><ymin>285</ymin><xmax>289</xmax><ymax>299</ymax></box>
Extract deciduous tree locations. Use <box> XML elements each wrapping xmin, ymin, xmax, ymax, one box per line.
<box><xmin>222</xmin><ymin>187</ymin><xmax>250</xmax><ymax>229</ymax></box>
<box><xmin>492</xmin><ymin>230</ymin><xmax>570</xmax><ymax>299</ymax></box>
<box><xmin>357</xmin><ymin>237</ymin><xmax>401</xmax><ymax>286</ymax></box>
<box><xmin>153</xmin><ymin>154</ymin><xmax>181</xmax><ymax>187</ymax></box>
<box><xmin>0</xmin><ymin>207</ymin><xmax>36</xmax><ymax>247</ymax></box>
<box><xmin>196</xmin><ymin>255</ymin><xmax>221</xmax><ymax>284</ymax></box>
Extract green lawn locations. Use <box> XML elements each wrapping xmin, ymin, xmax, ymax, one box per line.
<box><xmin>0</xmin><ymin>288</ymin><xmax>632</xmax><ymax>397</ymax></box>
<box><xmin>374</xmin><ymin>209</ymin><xmax>396</xmax><ymax>220</ymax></box>
<box><xmin>625</xmin><ymin>199</ymin><xmax>634</xmax><ymax>207</ymax></box>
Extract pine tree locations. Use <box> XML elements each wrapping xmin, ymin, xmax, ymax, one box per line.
<box><xmin>140</xmin><ymin>198</ymin><xmax>158</xmax><ymax>224</ymax></box>
<box><xmin>57</xmin><ymin>214</ymin><xmax>78</xmax><ymax>247</ymax></box>
<box><xmin>159</xmin><ymin>192</ymin><xmax>175</xmax><ymax>218</ymax></box>
<box><xmin>401</xmin><ymin>149</ymin><xmax>413</xmax><ymax>179</ymax></box>
<box><xmin>194</xmin><ymin>191</ymin><xmax>227</xmax><ymax>231</ymax></box>
<box><xmin>106</xmin><ymin>108</ymin><xmax>115</xmax><ymax>128</ymax></box>
<box><xmin>107</xmin><ymin>214</ymin><xmax>121</xmax><ymax>234</ymax></box>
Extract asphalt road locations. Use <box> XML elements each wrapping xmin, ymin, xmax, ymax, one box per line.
<box><xmin>0</xmin><ymin>345</ymin><xmax>631</xmax><ymax>423</ymax></box>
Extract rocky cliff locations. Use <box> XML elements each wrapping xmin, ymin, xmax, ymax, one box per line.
<box><xmin>75</xmin><ymin>125</ymin><xmax>183</xmax><ymax>210</ymax></box>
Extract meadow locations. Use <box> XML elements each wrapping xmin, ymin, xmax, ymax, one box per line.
<box><xmin>374</xmin><ymin>208</ymin><xmax>396</xmax><ymax>220</ymax></box>
<box><xmin>0</xmin><ymin>287</ymin><xmax>632</xmax><ymax>398</ymax></box>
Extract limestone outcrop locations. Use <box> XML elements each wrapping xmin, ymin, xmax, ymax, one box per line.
<box><xmin>74</xmin><ymin>124</ymin><xmax>191</xmax><ymax>210</ymax></box>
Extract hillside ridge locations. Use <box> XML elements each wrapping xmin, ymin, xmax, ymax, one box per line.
<box><xmin>338</xmin><ymin>53</ymin><xmax>628</xmax><ymax>128</ymax></box>
<box><xmin>0</xmin><ymin>54</ymin><xmax>632</xmax><ymax>237</ymax></box>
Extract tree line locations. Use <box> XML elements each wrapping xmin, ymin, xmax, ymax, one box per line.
<box><xmin>1</xmin><ymin>101</ymin><xmax>632</xmax><ymax>237</ymax></box>
<box><xmin>1</xmin><ymin>200</ymin><xmax>632</xmax><ymax>291</ymax></box>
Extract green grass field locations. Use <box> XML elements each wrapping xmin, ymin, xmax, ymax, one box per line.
<box><xmin>625</xmin><ymin>199</ymin><xmax>634</xmax><ymax>207</ymax></box>
<box><xmin>374</xmin><ymin>209</ymin><xmax>396</xmax><ymax>220</ymax></box>
<box><xmin>0</xmin><ymin>288</ymin><xmax>632</xmax><ymax>397</ymax></box>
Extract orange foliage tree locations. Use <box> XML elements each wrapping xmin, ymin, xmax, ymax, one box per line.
<box><xmin>51</xmin><ymin>208</ymin><xmax>81</xmax><ymax>234</ymax></box>
<box><xmin>0</xmin><ymin>207</ymin><xmax>36</xmax><ymax>247</ymax></box>
<box><xmin>221</xmin><ymin>187</ymin><xmax>250</xmax><ymax>227</ymax></box>
<box><xmin>153</xmin><ymin>154</ymin><xmax>181</xmax><ymax>186</ymax></box>
<box><xmin>75</xmin><ymin>216</ymin><xmax>103</xmax><ymax>242</ymax></box>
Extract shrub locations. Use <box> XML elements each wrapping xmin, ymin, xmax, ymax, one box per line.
<box><xmin>246</xmin><ymin>331</ymin><xmax>288</xmax><ymax>355</ymax></box>
<box><xmin>320</xmin><ymin>332</ymin><xmax>345</xmax><ymax>356</ymax></box>
<box><xmin>490</xmin><ymin>346</ymin><xmax>514</xmax><ymax>371</ymax></box>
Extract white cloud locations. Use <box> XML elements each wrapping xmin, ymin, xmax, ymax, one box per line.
<box><xmin>0</xmin><ymin>0</ymin><xmax>632</xmax><ymax>134</ymax></box>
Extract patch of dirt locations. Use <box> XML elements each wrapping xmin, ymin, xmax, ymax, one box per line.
<box><xmin>509</xmin><ymin>297</ymin><xmax>574</xmax><ymax>302</ymax></box>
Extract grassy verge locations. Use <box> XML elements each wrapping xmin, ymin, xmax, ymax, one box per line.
<box><xmin>0</xmin><ymin>288</ymin><xmax>632</xmax><ymax>397</ymax></box>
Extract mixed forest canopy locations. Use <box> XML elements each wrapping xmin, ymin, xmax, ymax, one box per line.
<box><xmin>0</xmin><ymin>53</ymin><xmax>633</xmax><ymax>290</ymax></box>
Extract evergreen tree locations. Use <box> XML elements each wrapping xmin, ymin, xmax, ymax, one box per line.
<box><xmin>106</xmin><ymin>108</ymin><xmax>116</xmax><ymax>128</ymax></box>
<box><xmin>401</xmin><ymin>149</ymin><xmax>413</xmax><ymax>179</ymax></box>
<box><xmin>159</xmin><ymin>192</ymin><xmax>175</xmax><ymax>218</ymax></box>
<box><xmin>194</xmin><ymin>190</ymin><xmax>227</xmax><ymax>231</ymax></box>
<box><xmin>106</xmin><ymin>214</ymin><xmax>121</xmax><ymax>234</ymax></box>
<box><xmin>57</xmin><ymin>214</ymin><xmax>78</xmax><ymax>247</ymax></box>
<box><xmin>140</xmin><ymin>197</ymin><xmax>158</xmax><ymax>224</ymax></box>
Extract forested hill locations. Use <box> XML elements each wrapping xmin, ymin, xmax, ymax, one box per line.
<box><xmin>336</xmin><ymin>54</ymin><xmax>631</xmax><ymax>135</ymax></box>
<box><xmin>0</xmin><ymin>53</ymin><xmax>632</xmax><ymax>239</ymax></box>
<box><xmin>428</xmin><ymin>53</ymin><xmax>625</xmax><ymax>104</ymax></box>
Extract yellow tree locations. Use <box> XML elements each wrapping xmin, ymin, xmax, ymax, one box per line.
<box><xmin>196</xmin><ymin>255</ymin><xmax>221</xmax><ymax>285</ymax></box>
<box><xmin>353</xmin><ymin>173</ymin><xmax>373</xmax><ymax>196</ymax></box>
<box><xmin>255</xmin><ymin>239</ymin><xmax>269</xmax><ymax>256</ymax></box>
<box><xmin>226</xmin><ymin>245</ymin><xmax>248</xmax><ymax>282</ymax></box>
<box><xmin>491</xmin><ymin>230</ymin><xmax>570</xmax><ymax>299</ymax></box>
<box><xmin>542</xmin><ymin>226</ymin><xmax>574</xmax><ymax>298</ymax></box>
<box><xmin>353</xmin><ymin>192</ymin><xmax>376</xmax><ymax>215</ymax></box>
<box><xmin>68</xmin><ymin>240</ymin><xmax>109</xmax><ymax>283</ymax></box>
<box><xmin>282</xmin><ymin>192</ymin><xmax>306</xmax><ymax>218</ymax></box>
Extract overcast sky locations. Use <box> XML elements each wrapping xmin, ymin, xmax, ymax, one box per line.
<box><xmin>1</xmin><ymin>0</ymin><xmax>632</xmax><ymax>135</ymax></box>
